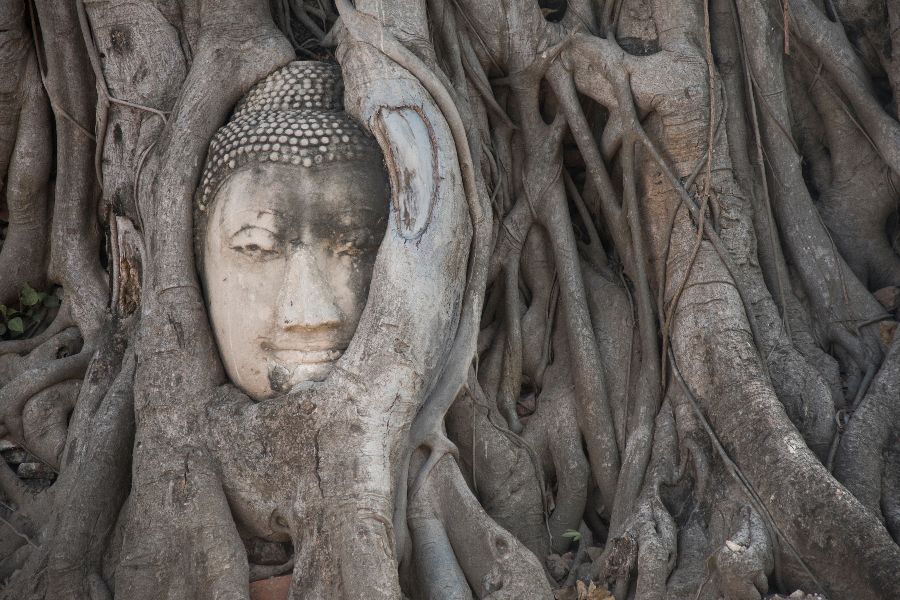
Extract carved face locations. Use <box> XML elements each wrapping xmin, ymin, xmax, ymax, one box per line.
<box><xmin>203</xmin><ymin>160</ymin><xmax>388</xmax><ymax>400</ymax></box>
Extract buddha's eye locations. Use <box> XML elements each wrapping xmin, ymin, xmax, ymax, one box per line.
<box><xmin>334</xmin><ymin>241</ymin><xmax>365</xmax><ymax>258</ymax></box>
<box><xmin>229</xmin><ymin>227</ymin><xmax>280</xmax><ymax>260</ymax></box>
<box><xmin>333</xmin><ymin>231</ymin><xmax>378</xmax><ymax>258</ymax></box>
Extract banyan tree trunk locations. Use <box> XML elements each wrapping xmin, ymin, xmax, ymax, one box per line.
<box><xmin>0</xmin><ymin>0</ymin><xmax>899</xmax><ymax>599</ymax></box>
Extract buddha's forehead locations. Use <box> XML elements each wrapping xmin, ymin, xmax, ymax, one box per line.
<box><xmin>212</xmin><ymin>160</ymin><xmax>387</xmax><ymax>232</ymax></box>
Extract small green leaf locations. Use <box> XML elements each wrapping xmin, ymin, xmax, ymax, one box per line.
<box><xmin>0</xmin><ymin>323</ymin><xmax>6</xmax><ymax>336</ymax></box>
<box><xmin>0</xmin><ymin>304</ymin><xmax>6</xmax><ymax>318</ymax></box>
<box><xmin>562</xmin><ymin>530</ymin><xmax>582</xmax><ymax>541</ymax></box>
<box><xmin>8</xmin><ymin>317</ymin><xmax>24</xmax><ymax>333</ymax></box>
<box><xmin>20</xmin><ymin>284</ymin><xmax>41</xmax><ymax>307</ymax></box>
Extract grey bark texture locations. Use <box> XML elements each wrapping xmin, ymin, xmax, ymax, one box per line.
<box><xmin>0</xmin><ymin>0</ymin><xmax>899</xmax><ymax>599</ymax></box>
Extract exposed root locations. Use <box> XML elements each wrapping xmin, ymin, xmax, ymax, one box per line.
<box><xmin>407</xmin><ymin>486</ymin><xmax>472</xmax><ymax>600</ymax></box>
<box><xmin>0</xmin><ymin>302</ymin><xmax>74</xmax><ymax>359</ymax></box>
<box><xmin>0</xmin><ymin>25</ymin><xmax>51</xmax><ymax>306</ymax></box>
<box><xmin>715</xmin><ymin>506</ymin><xmax>774</xmax><ymax>600</ymax></box>
<box><xmin>415</xmin><ymin>453</ymin><xmax>552</xmax><ymax>599</ymax></box>
<box><xmin>21</xmin><ymin>380</ymin><xmax>79</xmax><ymax>469</ymax></box>
<box><xmin>447</xmin><ymin>369</ymin><xmax>549</xmax><ymax>558</ymax></box>
<box><xmin>0</xmin><ymin>350</ymin><xmax>91</xmax><ymax>443</ymax></box>
<box><xmin>532</xmin><ymin>359</ymin><xmax>590</xmax><ymax>554</ymax></box>
<box><xmin>3</xmin><ymin>1</ymin><xmax>900</xmax><ymax>599</ymax></box>
<box><xmin>497</xmin><ymin>256</ymin><xmax>525</xmax><ymax>434</ymax></box>
<box><xmin>833</xmin><ymin>334</ymin><xmax>900</xmax><ymax>523</ymax></box>
<box><xmin>0</xmin><ymin>327</ymin><xmax>82</xmax><ymax>386</ymax></box>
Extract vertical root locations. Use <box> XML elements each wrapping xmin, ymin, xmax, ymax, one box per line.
<box><xmin>423</xmin><ymin>453</ymin><xmax>552</xmax><ymax>598</ymax></box>
<box><xmin>497</xmin><ymin>255</ymin><xmax>524</xmax><ymax>434</ymax></box>
<box><xmin>715</xmin><ymin>505</ymin><xmax>774</xmax><ymax>600</ymax></box>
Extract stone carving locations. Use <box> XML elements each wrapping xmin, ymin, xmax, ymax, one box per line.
<box><xmin>196</xmin><ymin>61</ymin><xmax>389</xmax><ymax>399</ymax></box>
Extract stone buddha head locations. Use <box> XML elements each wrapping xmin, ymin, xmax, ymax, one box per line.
<box><xmin>196</xmin><ymin>61</ymin><xmax>389</xmax><ymax>400</ymax></box>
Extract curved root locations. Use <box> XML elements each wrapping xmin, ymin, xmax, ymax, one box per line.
<box><xmin>416</xmin><ymin>453</ymin><xmax>552</xmax><ymax>599</ymax></box>
<box><xmin>0</xmin><ymin>304</ymin><xmax>75</xmax><ymax>360</ymax></box>
<box><xmin>22</xmin><ymin>379</ymin><xmax>80</xmax><ymax>469</ymax></box>
<box><xmin>715</xmin><ymin>506</ymin><xmax>773</xmax><ymax>600</ymax></box>
<box><xmin>0</xmin><ymin>349</ymin><xmax>91</xmax><ymax>443</ymax></box>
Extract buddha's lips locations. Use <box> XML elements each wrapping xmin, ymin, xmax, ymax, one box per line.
<box><xmin>270</xmin><ymin>348</ymin><xmax>343</xmax><ymax>364</ymax></box>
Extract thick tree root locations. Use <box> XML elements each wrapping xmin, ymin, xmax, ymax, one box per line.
<box><xmin>715</xmin><ymin>506</ymin><xmax>774</xmax><ymax>600</ymax></box>
<box><xmin>834</xmin><ymin>334</ymin><xmax>900</xmax><ymax>536</ymax></box>
<box><xmin>413</xmin><ymin>453</ymin><xmax>552</xmax><ymax>599</ymax></box>
<box><xmin>0</xmin><ymin>350</ymin><xmax>91</xmax><ymax>443</ymax></box>
<box><xmin>0</xmin><ymin>18</ymin><xmax>51</xmax><ymax>306</ymax></box>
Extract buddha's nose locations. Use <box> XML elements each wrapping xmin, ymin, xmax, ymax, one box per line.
<box><xmin>276</xmin><ymin>246</ymin><xmax>344</xmax><ymax>331</ymax></box>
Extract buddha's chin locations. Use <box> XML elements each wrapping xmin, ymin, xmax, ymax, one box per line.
<box><xmin>266</xmin><ymin>353</ymin><xmax>340</xmax><ymax>394</ymax></box>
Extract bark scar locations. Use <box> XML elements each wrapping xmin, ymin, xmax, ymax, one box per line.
<box><xmin>370</xmin><ymin>105</ymin><xmax>438</xmax><ymax>242</ymax></box>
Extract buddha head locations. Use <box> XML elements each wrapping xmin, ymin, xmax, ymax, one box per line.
<box><xmin>196</xmin><ymin>61</ymin><xmax>389</xmax><ymax>400</ymax></box>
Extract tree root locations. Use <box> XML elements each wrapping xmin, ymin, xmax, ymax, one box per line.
<box><xmin>0</xmin><ymin>305</ymin><xmax>75</xmax><ymax>360</ymax></box>
<box><xmin>0</xmin><ymin>326</ymin><xmax>82</xmax><ymax>386</ymax></box>
<box><xmin>414</xmin><ymin>452</ymin><xmax>552</xmax><ymax>599</ymax></box>
<box><xmin>33</xmin><ymin>0</ymin><xmax>109</xmax><ymax>346</ymax></box>
<box><xmin>338</xmin><ymin>0</ymin><xmax>496</xmax><ymax>569</ymax></box>
<box><xmin>833</xmin><ymin>333</ymin><xmax>900</xmax><ymax>528</ymax></box>
<box><xmin>0</xmin><ymin>461</ymin><xmax>34</xmax><ymax>512</ymax></box>
<box><xmin>21</xmin><ymin>379</ymin><xmax>79</xmax><ymax>469</ymax></box>
<box><xmin>0</xmin><ymin>31</ymin><xmax>51</xmax><ymax>307</ymax></box>
<box><xmin>497</xmin><ymin>256</ymin><xmax>524</xmax><ymax>434</ymax></box>
<box><xmin>631</xmin><ymin>497</ymin><xmax>677</xmax><ymax>600</ymax></box>
<box><xmin>45</xmin><ymin>335</ymin><xmax>133</xmax><ymax>600</ymax></box>
<box><xmin>734</xmin><ymin>0</ymin><xmax>885</xmax><ymax>369</ymax></box>
<box><xmin>407</xmin><ymin>501</ymin><xmax>472</xmax><ymax>599</ymax></box>
<box><xmin>715</xmin><ymin>506</ymin><xmax>774</xmax><ymax>600</ymax></box>
<box><xmin>528</xmin><ymin>359</ymin><xmax>590</xmax><ymax>555</ymax></box>
<box><xmin>3</xmin><ymin>3</ymin><xmax>899</xmax><ymax>600</ymax></box>
<box><xmin>787</xmin><ymin>0</ymin><xmax>900</xmax><ymax>180</ymax></box>
<box><xmin>0</xmin><ymin>350</ymin><xmax>91</xmax><ymax>444</ymax></box>
<box><xmin>446</xmin><ymin>370</ymin><xmax>549</xmax><ymax>559</ymax></box>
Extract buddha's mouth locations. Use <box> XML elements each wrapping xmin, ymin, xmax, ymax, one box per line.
<box><xmin>265</xmin><ymin>350</ymin><xmax>344</xmax><ymax>392</ymax></box>
<box><xmin>270</xmin><ymin>348</ymin><xmax>344</xmax><ymax>364</ymax></box>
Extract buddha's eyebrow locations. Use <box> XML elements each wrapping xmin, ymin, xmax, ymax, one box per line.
<box><xmin>232</xmin><ymin>223</ymin><xmax>276</xmax><ymax>235</ymax></box>
<box><xmin>226</xmin><ymin>211</ymin><xmax>279</xmax><ymax>236</ymax></box>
